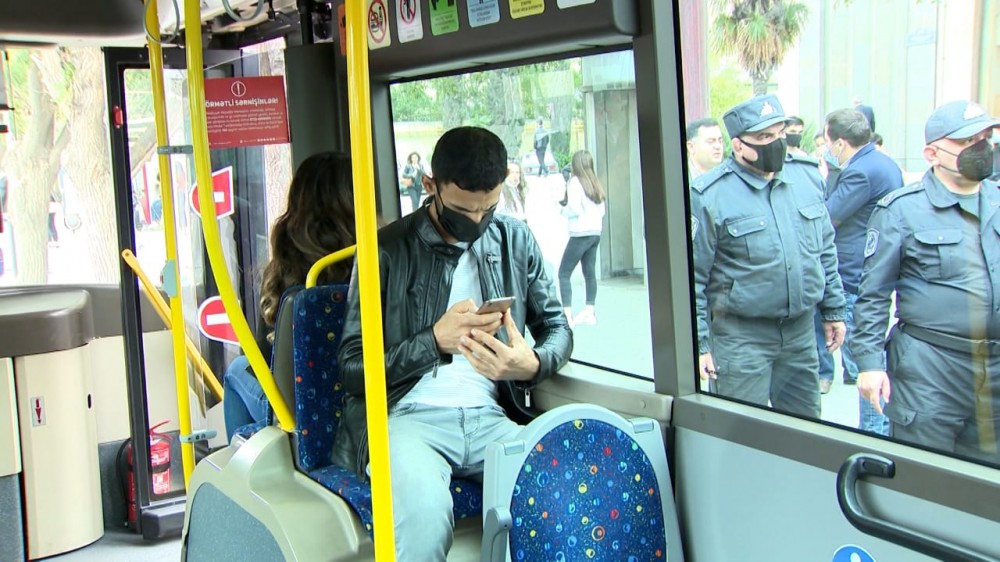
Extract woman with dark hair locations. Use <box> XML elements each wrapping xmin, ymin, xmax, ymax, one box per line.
<box><xmin>497</xmin><ymin>160</ymin><xmax>528</xmax><ymax>223</ymax></box>
<box><xmin>401</xmin><ymin>151</ymin><xmax>425</xmax><ymax>212</ymax></box>
<box><xmin>223</xmin><ymin>151</ymin><xmax>356</xmax><ymax>440</ymax></box>
<box><xmin>557</xmin><ymin>150</ymin><xmax>606</xmax><ymax>327</ymax></box>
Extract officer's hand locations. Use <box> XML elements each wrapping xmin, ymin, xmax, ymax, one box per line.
<box><xmin>857</xmin><ymin>370</ymin><xmax>891</xmax><ymax>414</ymax></box>
<box><xmin>459</xmin><ymin>311</ymin><xmax>539</xmax><ymax>381</ymax></box>
<box><xmin>433</xmin><ymin>299</ymin><xmax>503</xmax><ymax>355</ymax></box>
<box><xmin>823</xmin><ymin>321</ymin><xmax>847</xmax><ymax>353</ymax></box>
<box><xmin>699</xmin><ymin>352</ymin><xmax>717</xmax><ymax>381</ymax></box>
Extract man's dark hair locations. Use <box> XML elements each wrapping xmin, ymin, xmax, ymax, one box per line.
<box><xmin>872</xmin><ymin>132</ymin><xmax>884</xmax><ymax>147</ymax></box>
<box><xmin>786</xmin><ymin>116</ymin><xmax>805</xmax><ymax>127</ymax></box>
<box><xmin>825</xmin><ymin>108</ymin><xmax>872</xmax><ymax>148</ymax></box>
<box><xmin>813</xmin><ymin>132</ymin><xmax>825</xmax><ymax>142</ymax></box>
<box><xmin>431</xmin><ymin>127</ymin><xmax>508</xmax><ymax>192</ymax></box>
<box><xmin>685</xmin><ymin>118</ymin><xmax>720</xmax><ymax>142</ymax></box>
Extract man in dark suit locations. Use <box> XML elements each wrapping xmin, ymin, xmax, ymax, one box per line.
<box><xmin>823</xmin><ymin>108</ymin><xmax>903</xmax><ymax>434</ymax></box>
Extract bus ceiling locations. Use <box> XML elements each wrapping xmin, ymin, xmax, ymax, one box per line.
<box><xmin>0</xmin><ymin>0</ymin><xmax>295</xmax><ymax>47</ymax></box>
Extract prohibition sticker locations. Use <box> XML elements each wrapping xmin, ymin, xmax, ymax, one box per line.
<box><xmin>864</xmin><ymin>229</ymin><xmax>879</xmax><ymax>258</ymax></box>
<box><xmin>367</xmin><ymin>0</ymin><xmax>392</xmax><ymax>49</ymax></box>
<box><xmin>397</xmin><ymin>0</ymin><xmax>423</xmax><ymax>42</ymax></box>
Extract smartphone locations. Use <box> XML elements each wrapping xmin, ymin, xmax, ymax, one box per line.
<box><xmin>477</xmin><ymin>296</ymin><xmax>516</xmax><ymax>315</ymax></box>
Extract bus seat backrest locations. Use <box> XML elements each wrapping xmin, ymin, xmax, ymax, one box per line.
<box><xmin>481</xmin><ymin>404</ymin><xmax>683</xmax><ymax>562</ymax></box>
<box><xmin>271</xmin><ymin>286</ymin><xmax>302</xmax><ymax>414</ymax></box>
<box><xmin>291</xmin><ymin>283</ymin><xmax>350</xmax><ymax>472</ymax></box>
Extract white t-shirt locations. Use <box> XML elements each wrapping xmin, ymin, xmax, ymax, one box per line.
<box><xmin>562</xmin><ymin>176</ymin><xmax>606</xmax><ymax>236</ymax></box>
<box><xmin>397</xmin><ymin>244</ymin><xmax>498</xmax><ymax>408</ymax></box>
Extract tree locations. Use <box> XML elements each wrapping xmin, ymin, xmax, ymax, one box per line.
<box><xmin>1</xmin><ymin>47</ymin><xmax>118</xmax><ymax>284</ymax></box>
<box><xmin>711</xmin><ymin>0</ymin><xmax>809</xmax><ymax>96</ymax></box>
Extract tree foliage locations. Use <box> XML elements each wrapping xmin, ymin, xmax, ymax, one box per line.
<box><xmin>390</xmin><ymin>59</ymin><xmax>582</xmax><ymax>163</ymax></box>
<box><xmin>711</xmin><ymin>0</ymin><xmax>809</xmax><ymax>96</ymax></box>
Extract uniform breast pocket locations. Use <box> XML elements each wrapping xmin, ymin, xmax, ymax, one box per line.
<box><xmin>914</xmin><ymin>228</ymin><xmax>964</xmax><ymax>279</ymax></box>
<box><xmin>725</xmin><ymin>215</ymin><xmax>775</xmax><ymax>263</ymax></box>
<box><xmin>796</xmin><ymin>203</ymin><xmax>826</xmax><ymax>253</ymax></box>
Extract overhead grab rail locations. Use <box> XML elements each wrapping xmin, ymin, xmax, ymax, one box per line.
<box><xmin>344</xmin><ymin>0</ymin><xmax>397</xmax><ymax>558</ymax></box>
<box><xmin>837</xmin><ymin>453</ymin><xmax>998</xmax><ymax>562</ymax></box>
<box><xmin>181</xmin><ymin>0</ymin><xmax>295</xmax><ymax>433</ymax></box>
<box><xmin>145</xmin><ymin>0</ymin><xmax>198</xmax><ymax>484</ymax></box>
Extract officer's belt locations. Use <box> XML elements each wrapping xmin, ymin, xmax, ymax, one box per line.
<box><xmin>900</xmin><ymin>323</ymin><xmax>1000</xmax><ymax>355</ymax></box>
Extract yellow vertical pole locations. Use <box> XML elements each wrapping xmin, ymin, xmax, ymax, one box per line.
<box><xmin>182</xmin><ymin>0</ymin><xmax>295</xmax><ymax>431</ymax></box>
<box><xmin>345</xmin><ymin>1</ymin><xmax>396</xmax><ymax>559</ymax></box>
<box><xmin>145</xmin><ymin>0</ymin><xmax>196</xmax><ymax>485</ymax></box>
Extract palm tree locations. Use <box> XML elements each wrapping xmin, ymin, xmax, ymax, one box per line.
<box><xmin>712</xmin><ymin>0</ymin><xmax>809</xmax><ymax>96</ymax></box>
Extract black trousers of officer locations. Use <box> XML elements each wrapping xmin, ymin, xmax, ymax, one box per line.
<box><xmin>712</xmin><ymin>312</ymin><xmax>821</xmax><ymax>418</ymax></box>
<box><xmin>884</xmin><ymin>328</ymin><xmax>1000</xmax><ymax>462</ymax></box>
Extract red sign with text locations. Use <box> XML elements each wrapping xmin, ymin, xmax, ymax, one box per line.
<box><xmin>189</xmin><ymin>166</ymin><xmax>234</xmax><ymax>219</ymax></box>
<box><xmin>204</xmin><ymin>76</ymin><xmax>290</xmax><ymax>149</ymax></box>
<box><xmin>198</xmin><ymin>296</ymin><xmax>240</xmax><ymax>345</ymax></box>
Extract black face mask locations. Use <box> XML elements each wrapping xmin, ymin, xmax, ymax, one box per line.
<box><xmin>785</xmin><ymin>133</ymin><xmax>803</xmax><ymax>148</ymax></box>
<box><xmin>740</xmin><ymin>137</ymin><xmax>787</xmax><ymax>173</ymax></box>
<box><xmin>939</xmin><ymin>139</ymin><xmax>996</xmax><ymax>182</ymax></box>
<box><xmin>434</xmin><ymin>193</ymin><xmax>493</xmax><ymax>243</ymax></box>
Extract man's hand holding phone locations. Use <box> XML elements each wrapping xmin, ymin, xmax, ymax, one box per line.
<box><xmin>459</xmin><ymin>311</ymin><xmax>539</xmax><ymax>381</ymax></box>
<box><xmin>433</xmin><ymin>299</ymin><xmax>503</xmax><ymax>355</ymax></box>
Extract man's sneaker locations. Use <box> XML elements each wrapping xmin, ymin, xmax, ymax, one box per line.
<box><xmin>574</xmin><ymin>309</ymin><xmax>597</xmax><ymax>326</ymax></box>
<box><xmin>819</xmin><ymin>379</ymin><xmax>833</xmax><ymax>394</ymax></box>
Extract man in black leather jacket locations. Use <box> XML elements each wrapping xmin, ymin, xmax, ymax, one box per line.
<box><xmin>333</xmin><ymin>127</ymin><xmax>572</xmax><ymax>561</ymax></box>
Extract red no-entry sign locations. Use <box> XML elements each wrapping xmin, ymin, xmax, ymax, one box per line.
<box><xmin>190</xmin><ymin>166</ymin><xmax>234</xmax><ymax>219</ymax></box>
<box><xmin>197</xmin><ymin>296</ymin><xmax>239</xmax><ymax>345</ymax></box>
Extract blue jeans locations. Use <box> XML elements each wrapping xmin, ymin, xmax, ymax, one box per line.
<box><xmin>380</xmin><ymin>402</ymin><xmax>522</xmax><ymax>562</ymax></box>
<box><xmin>222</xmin><ymin>355</ymin><xmax>269</xmax><ymax>440</ymax></box>
<box><xmin>815</xmin><ymin>292</ymin><xmax>860</xmax><ymax>383</ymax></box>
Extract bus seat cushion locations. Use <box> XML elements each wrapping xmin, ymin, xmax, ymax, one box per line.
<box><xmin>308</xmin><ymin>464</ymin><xmax>484</xmax><ymax>539</ymax></box>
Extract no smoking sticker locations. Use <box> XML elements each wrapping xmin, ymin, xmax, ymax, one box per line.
<box><xmin>367</xmin><ymin>0</ymin><xmax>392</xmax><ymax>49</ymax></box>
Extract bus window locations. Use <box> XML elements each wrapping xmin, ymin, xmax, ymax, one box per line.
<box><xmin>0</xmin><ymin>47</ymin><xmax>118</xmax><ymax>287</ymax></box>
<box><xmin>390</xmin><ymin>51</ymin><xmax>654</xmax><ymax>379</ymax></box>
<box><xmin>679</xmin><ymin>0</ymin><xmax>1000</xmax><ymax>467</ymax></box>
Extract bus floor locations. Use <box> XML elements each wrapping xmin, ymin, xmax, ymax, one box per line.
<box><xmin>45</xmin><ymin>527</ymin><xmax>181</xmax><ymax>561</ymax></box>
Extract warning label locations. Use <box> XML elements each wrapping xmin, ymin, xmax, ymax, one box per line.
<box><xmin>204</xmin><ymin>77</ymin><xmax>290</xmax><ymax>150</ymax></box>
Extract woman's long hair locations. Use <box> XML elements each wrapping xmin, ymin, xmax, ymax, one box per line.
<box><xmin>504</xmin><ymin>161</ymin><xmax>527</xmax><ymax>209</ymax></box>
<box><xmin>259</xmin><ymin>152</ymin><xmax>356</xmax><ymax>330</ymax></box>
<box><xmin>571</xmin><ymin>150</ymin><xmax>605</xmax><ymax>204</ymax></box>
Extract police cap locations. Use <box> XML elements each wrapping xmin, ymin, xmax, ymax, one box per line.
<box><xmin>924</xmin><ymin>100</ymin><xmax>999</xmax><ymax>144</ymax></box>
<box><xmin>723</xmin><ymin>95</ymin><xmax>788</xmax><ymax>139</ymax></box>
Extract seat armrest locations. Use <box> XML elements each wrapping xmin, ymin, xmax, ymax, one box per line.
<box><xmin>481</xmin><ymin>506</ymin><xmax>512</xmax><ymax>562</ymax></box>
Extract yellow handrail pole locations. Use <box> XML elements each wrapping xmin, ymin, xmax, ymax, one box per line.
<box><xmin>305</xmin><ymin>246</ymin><xmax>357</xmax><ymax>289</ymax></box>
<box><xmin>345</xmin><ymin>1</ymin><xmax>396</xmax><ymax>559</ymax></box>
<box><xmin>146</xmin><ymin>0</ymin><xmax>196</xmax><ymax>484</ymax></box>
<box><xmin>121</xmin><ymin>249</ymin><xmax>224</xmax><ymax>401</ymax></box>
<box><xmin>182</xmin><ymin>0</ymin><xmax>295</xmax><ymax>432</ymax></box>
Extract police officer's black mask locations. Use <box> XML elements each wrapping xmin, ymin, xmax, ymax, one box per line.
<box><xmin>739</xmin><ymin>137</ymin><xmax>788</xmax><ymax>173</ymax></box>
<box><xmin>936</xmin><ymin>139</ymin><xmax>995</xmax><ymax>182</ymax></box>
<box><xmin>785</xmin><ymin>133</ymin><xmax>803</xmax><ymax>148</ymax></box>
<box><xmin>432</xmin><ymin>186</ymin><xmax>494</xmax><ymax>243</ymax></box>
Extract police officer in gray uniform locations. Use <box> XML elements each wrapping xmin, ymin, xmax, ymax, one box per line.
<box><xmin>852</xmin><ymin>100</ymin><xmax>1000</xmax><ymax>460</ymax></box>
<box><xmin>691</xmin><ymin>95</ymin><xmax>847</xmax><ymax>418</ymax></box>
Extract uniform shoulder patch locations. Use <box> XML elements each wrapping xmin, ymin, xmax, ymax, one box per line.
<box><xmin>864</xmin><ymin>229</ymin><xmax>879</xmax><ymax>258</ymax></box>
<box><xmin>690</xmin><ymin>164</ymin><xmax>731</xmax><ymax>193</ymax></box>
<box><xmin>876</xmin><ymin>183</ymin><xmax>923</xmax><ymax>207</ymax></box>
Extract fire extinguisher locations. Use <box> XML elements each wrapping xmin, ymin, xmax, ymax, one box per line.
<box><xmin>117</xmin><ymin>420</ymin><xmax>173</xmax><ymax>529</ymax></box>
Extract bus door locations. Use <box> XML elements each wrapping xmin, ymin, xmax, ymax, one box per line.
<box><xmin>103</xmin><ymin>42</ymin><xmax>287</xmax><ymax>538</ymax></box>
